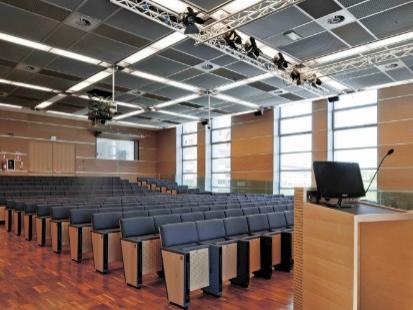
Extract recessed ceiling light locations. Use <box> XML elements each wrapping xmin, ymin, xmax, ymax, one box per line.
<box><xmin>327</xmin><ymin>15</ymin><xmax>345</xmax><ymax>25</ymax></box>
<box><xmin>76</xmin><ymin>17</ymin><xmax>92</xmax><ymax>28</ymax></box>
<box><xmin>283</xmin><ymin>30</ymin><xmax>302</xmax><ymax>41</ymax></box>
<box><xmin>202</xmin><ymin>63</ymin><xmax>214</xmax><ymax>71</ymax></box>
<box><xmin>385</xmin><ymin>63</ymin><xmax>399</xmax><ymax>70</ymax></box>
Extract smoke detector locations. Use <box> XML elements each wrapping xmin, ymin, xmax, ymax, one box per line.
<box><xmin>65</xmin><ymin>12</ymin><xmax>100</xmax><ymax>31</ymax></box>
<box><xmin>318</xmin><ymin>10</ymin><xmax>356</xmax><ymax>30</ymax></box>
<box><xmin>195</xmin><ymin>61</ymin><xmax>218</xmax><ymax>72</ymax></box>
<box><xmin>16</xmin><ymin>63</ymin><xmax>40</xmax><ymax>73</ymax></box>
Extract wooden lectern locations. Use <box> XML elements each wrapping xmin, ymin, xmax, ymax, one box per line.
<box><xmin>294</xmin><ymin>188</ymin><xmax>413</xmax><ymax>310</ymax></box>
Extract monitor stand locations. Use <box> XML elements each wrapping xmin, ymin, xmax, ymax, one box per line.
<box><xmin>324</xmin><ymin>199</ymin><xmax>354</xmax><ymax>209</ymax></box>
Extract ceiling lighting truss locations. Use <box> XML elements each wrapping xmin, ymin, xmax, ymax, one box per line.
<box><xmin>110</xmin><ymin>0</ymin><xmax>325</xmax><ymax>95</ymax></box>
<box><xmin>305</xmin><ymin>42</ymin><xmax>413</xmax><ymax>78</ymax></box>
<box><xmin>194</xmin><ymin>0</ymin><xmax>304</xmax><ymax>44</ymax></box>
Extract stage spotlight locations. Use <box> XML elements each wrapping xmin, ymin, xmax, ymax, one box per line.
<box><xmin>224</xmin><ymin>30</ymin><xmax>242</xmax><ymax>50</ymax></box>
<box><xmin>244</xmin><ymin>37</ymin><xmax>262</xmax><ymax>59</ymax></box>
<box><xmin>290</xmin><ymin>68</ymin><xmax>302</xmax><ymax>85</ymax></box>
<box><xmin>273</xmin><ymin>52</ymin><xmax>289</xmax><ymax>70</ymax></box>
<box><xmin>181</xmin><ymin>7</ymin><xmax>205</xmax><ymax>34</ymax></box>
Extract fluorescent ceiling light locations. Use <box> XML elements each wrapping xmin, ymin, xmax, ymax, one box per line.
<box><xmin>216</xmin><ymin>72</ymin><xmax>274</xmax><ymax>92</ymax></box>
<box><xmin>320</xmin><ymin>76</ymin><xmax>348</xmax><ymax>91</ymax></box>
<box><xmin>311</xmin><ymin>31</ymin><xmax>413</xmax><ymax>65</ymax></box>
<box><xmin>0</xmin><ymin>102</ymin><xmax>23</xmax><ymax>109</ymax></box>
<box><xmin>129</xmin><ymin>70</ymin><xmax>201</xmax><ymax>92</ymax></box>
<box><xmin>35</xmin><ymin>94</ymin><xmax>67</xmax><ymax>109</ymax></box>
<box><xmin>49</xmin><ymin>48</ymin><xmax>102</xmax><ymax>65</ymax></box>
<box><xmin>120</xmin><ymin>32</ymin><xmax>186</xmax><ymax>66</ymax></box>
<box><xmin>221</xmin><ymin>0</ymin><xmax>262</xmax><ymax>14</ymax></box>
<box><xmin>214</xmin><ymin>94</ymin><xmax>259</xmax><ymax>108</ymax></box>
<box><xmin>115</xmin><ymin>120</ymin><xmax>160</xmax><ymax>129</ymax></box>
<box><xmin>67</xmin><ymin>69</ymin><xmax>112</xmax><ymax>93</ymax></box>
<box><xmin>150</xmin><ymin>0</ymin><xmax>187</xmax><ymax>13</ymax></box>
<box><xmin>156</xmin><ymin>110</ymin><xmax>200</xmax><ymax>120</ymax></box>
<box><xmin>0</xmin><ymin>78</ymin><xmax>58</xmax><ymax>93</ymax></box>
<box><xmin>46</xmin><ymin>110</ymin><xmax>88</xmax><ymax>119</ymax></box>
<box><xmin>0</xmin><ymin>32</ymin><xmax>50</xmax><ymax>51</ymax></box>
<box><xmin>0</xmin><ymin>32</ymin><xmax>107</xmax><ymax>67</ymax></box>
<box><xmin>113</xmin><ymin>109</ymin><xmax>145</xmax><ymax>120</ymax></box>
<box><xmin>153</xmin><ymin>94</ymin><xmax>201</xmax><ymax>109</ymax></box>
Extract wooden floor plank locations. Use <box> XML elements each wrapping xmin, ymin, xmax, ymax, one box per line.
<box><xmin>0</xmin><ymin>226</ymin><xmax>293</xmax><ymax>309</ymax></box>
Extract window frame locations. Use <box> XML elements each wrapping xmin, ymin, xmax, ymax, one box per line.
<box><xmin>181</xmin><ymin>122</ymin><xmax>198</xmax><ymax>188</ymax></box>
<box><xmin>96</xmin><ymin>137</ymin><xmax>137</xmax><ymax>161</ymax></box>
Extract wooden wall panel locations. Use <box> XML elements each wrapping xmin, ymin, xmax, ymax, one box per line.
<box><xmin>156</xmin><ymin>128</ymin><xmax>176</xmax><ymax>181</ymax></box>
<box><xmin>29</xmin><ymin>141</ymin><xmax>53</xmax><ymax>174</ymax></box>
<box><xmin>231</xmin><ymin>112</ymin><xmax>273</xmax><ymax>193</ymax></box>
<box><xmin>378</xmin><ymin>83</ymin><xmax>413</xmax><ymax>191</ymax></box>
<box><xmin>0</xmin><ymin>109</ymin><xmax>159</xmax><ymax>180</ymax></box>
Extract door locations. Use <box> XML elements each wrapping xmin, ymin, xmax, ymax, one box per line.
<box><xmin>52</xmin><ymin>143</ymin><xmax>75</xmax><ymax>175</ymax></box>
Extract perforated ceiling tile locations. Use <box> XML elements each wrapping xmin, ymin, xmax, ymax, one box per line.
<box><xmin>249</xmin><ymin>81</ymin><xmax>278</xmax><ymax>92</ymax></box>
<box><xmin>0</xmin><ymin>41</ymin><xmax>31</xmax><ymax>63</ymax></box>
<box><xmin>338</xmin><ymin>0</ymin><xmax>365</xmax><ymax>8</ymax></box>
<box><xmin>226</xmin><ymin>61</ymin><xmax>265</xmax><ymax>77</ymax></box>
<box><xmin>160</xmin><ymin>49</ymin><xmax>204</xmax><ymax>67</ymax></box>
<box><xmin>7</xmin><ymin>70</ymin><xmax>37</xmax><ymax>83</ymax></box>
<box><xmin>295</xmin><ymin>89</ymin><xmax>318</xmax><ymax>99</ymax></box>
<box><xmin>132</xmin><ymin>55</ymin><xmax>189</xmax><ymax>77</ymax></box>
<box><xmin>212</xmin><ymin>68</ymin><xmax>246</xmax><ymax>81</ymax></box>
<box><xmin>46</xmin><ymin>57</ymin><xmax>101</xmax><ymax>78</ymax></box>
<box><xmin>345</xmin><ymin>72</ymin><xmax>393</xmax><ymax>88</ymax></box>
<box><xmin>153</xmin><ymin>86</ymin><xmax>193</xmax><ymax>99</ymax></box>
<box><xmin>223</xmin><ymin>85</ymin><xmax>264</xmax><ymax>99</ymax></box>
<box><xmin>185</xmin><ymin>73</ymin><xmax>231</xmax><ymax>89</ymax></box>
<box><xmin>186</xmin><ymin>0</ymin><xmax>231</xmax><ymax>12</ymax></box>
<box><xmin>0</xmin><ymin>64</ymin><xmax>12</xmax><ymax>77</ymax></box>
<box><xmin>169</xmin><ymin>68</ymin><xmax>204</xmax><ymax>81</ymax></box>
<box><xmin>402</xmin><ymin>56</ymin><xmax>413</xmax><ymax>67</ymax></box>
<box><xmin>42</xmin><ymin>0</ymin><xmax>84</xmax><ymax>10</ymax></box>
<box><xmin>106</xmin><ymin>9</ymin><xmax>172</xmax><ymax>41</ymax></box>
<box><xmin>3</xmin><ymin>95</ymin><xmax>39</xmax><ymax>108</ymax></box>
<box><xmin>2</xmin><ymin>0</ymin><xmax>70</xmax><ymax>21</ymax></box>
<box><xmin>240</xmin><ymin>6</ymin><xmax>310</xmax><ymax>40</ymax></box>
<box><xmin>0</xmin><ymin>3</ymin><xmax>59</xmax><ymax>41</ymax></box>
<box><xmin>78</xmin><ymin>0</ymin><xmax>120</xmax><ymax>20</ymax></box>
<box><xmin>349</xmin><ymin>0</ymin><xmax>410</xmax><ymax>19</ymax></box>
<box><xmin>386</xmin><ymin>67</ymin><xmax>413</xmax><ymax>81</ymax></box>
<box><xmin>279</xmin><ymin>93</ymin><xmax>304</xmax><ymax>101</ymax></box>
<box><xmin>93</xmin><ymin>24</ymin><xmax>150</xmax><ymax>48</ymax></box>
<box><xmin>9</xmin><ymin>87</ymin><xmax>52</xmax><ymax>100</ymax></box>
<box><xmin>244</xmin><ymin>92</ymin><xmax>276</xmax><ymax>103</ymax></box>
<box><xmin>360</xmin><ymin>2</ymin><xmax>413</xmax><ymax>39</ymax></box>
<box><xmin>210</xmin><ymin>55</ymin><xmax>238</xmax><ymax>67</ymax></box>
<box><xmin>27</xmin><ymin>73</ymin><xmax>79</xmax><ymax>90</ymax></box>
<box><xmin>298</xmin><ymin>0</ymin><xmax>342</xmax><ymax>19</ymax></box>
<box><xmin>263</xmin><ymin>76</ymin><xmax>290</xmax><ymax>89</ymax></box>
<box><xmin>45</xmin><ymin>24</ymin><xmax>87</xmax><ymax>49</ymax></box>
<box><xmin>333</xmin><ymin>22</ymin><xmax>375</xmax><ymax>46</ymax></box>
<box><xmin>70</xmin><ymin>33</ymin><xmax>136</xmax><ymax>63</ymax></box>
<box><xmin>222</xmin><ymin>104</ymin><xmax>252</xmax><ymax>113</ymax></box>
<box><xmin>101</xmin><ymin>72</ymin><xmax>150</xmax><ymax>90</ymax></box>
<box><xmin>280</xmin><ymin>31</ymin><xmax>347</xmax><ymax>61</ymax></box>
<box><xmin>174</xmin><ymin>39</ymin><xmax>224</xmax><ymax>60</ymax></box>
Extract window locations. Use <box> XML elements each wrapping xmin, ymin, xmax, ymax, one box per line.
<box><xmin>211</xmin><ymin>115</ymin><xmax>231</xmax><ymax>192</ymax></box>
<box><xmin>332</xmin><ymin>90</ymin><xmax>378</xmax><ymax>201</ymax></box>
<box><xmin>96</xmin><ymin>138</ymin><xmax>136</xmax><ymax>161</ymax></box>
<box><xmin>181</xmin><ymin>122</ymin><xmax>198</xmax><ymax>188</ymax></box>
<box><xmin>277</xmin><ymin>101</ymin><xmax>313</xmax><ymax>195</ymax></box>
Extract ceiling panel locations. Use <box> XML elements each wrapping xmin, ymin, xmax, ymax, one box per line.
<box><xmin>386</xmin><ymin>67</ymin><xmax>413</xmax><ymax>81</ymax></box>
<box><xmin>185</xmin><ymin>73</ymin><xmax>231</xmax><ymax>89</ymax></box>
<box><xmin>42</xmin><ymin>0</ymin><xmax>84</xmax><ymax>10</ymax></box>
<box><xmin>345</xmin><ymin>72</ymin><xmax>393</xmax><ymax>88</ymax></box>
<box><xmin>2</xmin><ymin>0</ymin><xmax>70</xmax><ymax>22</ymax></box>
<box><xmin>210</xmin><ymin>55</ymin><xmax>238</xmax><ymax>67</ymax></box>
<box><xmin>223</xmin><ymin>85</ymin><xmax>264</xmax><ymax>99</ymax></box>
<box><xmin>168</xmin><ymin>68</ymin><xmax>204</xmax><ymax>81</ymax></box>
<box><xmin>174</xmin><ymin>39</ymin><xmax>224</xmax><ymax>60</ymax></box>
<box><xmin>105</xmin><ymin>9</ymin><xmax>172</xmax><ymax>40</ymax></box>
<box><xmin>153</xmin><ymin>86</ymin><xmax>193</xmax><ymax>99</ymax></box>
<box><xmin>360</xmin><ymin>2</ymin><xmax>413</xmax><ymax>39</ymax></box>
<box><xmin>298</xmin><ymin>0</ymin><xmax>341</xmax><ymax>19</ymax></box>
<box><xmin>226</xmin><ymin>61</ymin><xmax>265</xmax><ymax>77</ymax></box>
<box><xmin>332</xmin><ymin>22</ymin><xmax>375</xmax><ymax>46</ymax></box>
<box><xmin>185</xmin><ymin>0</ymin><xmax>231</xmax><ymax>12</ymax></box>
<box><xmin>78</xmin><ymin>0</ymin><xmax>120</xmax><ymax>20</ymax></box>
<box><xmin>160</xmin><ymin>49</ymin><xmax>204</xmax><ymax>66</ymax></box>
<box><xmin>132</xmin><ymin>55</ymin><xmax>189</xmax><ymax>77</ymax></box>
<box><xmin>0</xmin><ymin>41</ymin><xmax>31</xmax><ymax>63</ymax></box>
<box><xmin>349</xmin><ymin>0</ymin><xmax>410</xmax><ymax>19</ymax></box>
<box><xmin>0</xmin><ymin>3</ymin><xmax>59</xmax><ymax>41</ymax></box>
<box><xmin>240</xmin><ymin>6</ymin><xmax>310</xmax><ymax>40</ymax></box>
<box><xmin>46</xmin><ymin>57</ymin><xmax>101</xmax><ymax>78</ymax></box>
<box><xmin>93</xmin><ymin>24</ymin><xmax>150</xmax><ymax>48</ymax></box>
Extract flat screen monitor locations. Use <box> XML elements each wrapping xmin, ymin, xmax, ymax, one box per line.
<box><xmin>313</xmin><ymin>161</ymin><xmax>365</xmax><ymax>199</ymax></box>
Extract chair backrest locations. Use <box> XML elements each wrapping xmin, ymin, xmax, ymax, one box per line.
<box><xmin>153</xmin><ymin>214</ymin><xmax>182</xmax><ymax>231</ymax></box>
<box><xmin>196</xmin><ymin>219</ymin><xmax>226</xmax><ymax>242</ymax></box>
<box><xmin>70</xmin><ymin>208</ymin><xmax>97</xmax><ymax>225</ymax></box>
<box><xmin>51</xmin><ymin>206</ymin><xmax>72</xmax><ymax>220</ymax></box>
<box><xmin>223</xmin><ymin>216</ymin><xmax>249</xmax><ymax>237</ymax></box>
<box><xmin>92</xmin><ymin>212</ymin><xmax>122</xmax><ymax>231</ymax></box>
<box><xmin>191</xmin><ymin>206</ymin><xmax>209</xmax><ymax>212</ymax></box>
<box><xmin>247</xmin><ymin>214</ymin><xmax>270</xmax><ymax>233</ymax></box>
<box><xmin>160</xmin><ymin>222</ymin><xmax>198</xmax><ymax>248</ymax></box>
<box><xmin>225</xmin><ymin>209</ymin><xmax>243</xmax><ymax>218</ymax></box>
<box><xmin>267</xmin><ymin>212</ymin><xmax>287</xmax><ymax>230</ymax></box>
<box><xmin>148</xmin><ymin>209</ymin><xmax>171</xmax><ymax>216</ymax></box>
<box><xmin>123</xmin><ymin>210</ymin><xmax>148</xmax><ymax>218</ymax></box>
<box><xmin>120</xmin><ymin>216</ymin><xmax>156</xmax><ymax>238</ymax></box>
<box><xmin>180</xmin><ymin>212</ymin><xmax>205</xmax><ymax>222</ymax></box>
<box><xmin>242</xmin><ymin>207</ymin><xmax>260</xmax><ymax>215</ymax></box>
<box><xmin>204</xmin><ymin>210</ymin><xmax>225</xmax><ymax>219</ymax></box>
<box><xmin>259</xmin><ymin>206</ymin><xmax>274</xmax><ymax>214</ymax></box>
<box><xmin>171</xmin><ymin>207</ymin><xmax>191</xmax><ymax>214</ymax></box>
<box><xmin>284</xmin><ymin>210</ymin><xmax>294</xmax><ymax>226</ymax></box>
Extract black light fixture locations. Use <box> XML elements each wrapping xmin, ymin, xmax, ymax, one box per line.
<box><xmin>290</xmin><ymin>68</ymin><xmax>302</xmax><ymax>85</ymax></box>
<box><xmin>244</xmin><ymin>37</ymin><xmax>262</xmax><ymax>59</ymax></box>
<box><xmin>224</xmin><ymin>30</ymin><xmax>242</xmax><ymax>50</ymax></box>
<box><xmin>182</xmin><ymin>7</ymin><xmax>205</xmax><ymax>34</ymax></box>
<box><xmin>273</xmin><ymin>52</ymin><xmax>289</xmax><ymax>70</ymax></box>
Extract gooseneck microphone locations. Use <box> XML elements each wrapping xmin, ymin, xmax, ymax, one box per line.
<box><xmin>365</xmin><ymin>148</ymin><xmax>394</xmax><ymax>194</ymax></box>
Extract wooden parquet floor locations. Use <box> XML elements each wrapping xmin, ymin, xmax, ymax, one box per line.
<box><xmin>0</xmin><ymin>225</ymin><xmax>294</xmax><ymax>309</ymax></box>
